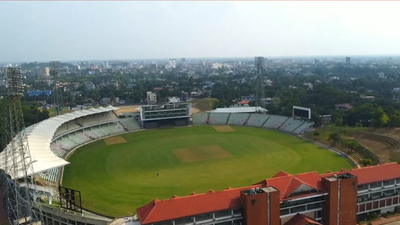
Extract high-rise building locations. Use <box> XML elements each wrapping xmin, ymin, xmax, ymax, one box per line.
<box><xmin>346</xmin><ymin>57</ymin><xmax>351</xmax><ymax>64</ymax></box>
<box><xmin>146</xmin><ymin>91</ymin><xmax>157</xmax><ymax>104</ymax></box>
<box><xmin>44</xmin><ymin>67</ymin><xmax>50</xmax><ymax>76</ymax></box>
<box><xmin>104</xmin><ymin>61</ymin><xmax>109</xmax><ymax>69</ymax></box>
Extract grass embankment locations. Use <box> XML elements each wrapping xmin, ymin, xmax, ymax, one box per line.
<box><xmin>309</xmin><ymin>125</ymin><xmax>381</xmax><ymax>164</ymax></box>
<box><xmin>63</xmin><ymin>126</ymin><xmax>352</xmax><ymax>217</ymax></box>
<box><xmin>192</xmin><ymin>98</ymin><xmax>219</xmax><ymax>112</ymax></box>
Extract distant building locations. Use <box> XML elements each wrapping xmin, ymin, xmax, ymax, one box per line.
<box><xmin>360</xmin><ymin>95</ymin><xmax>375</xmax><ymax>101</ymax></box>
<box><xmin>168</xmin><ymin>97</ymin><xmax>180</xmax><ymax>104</ymax></box>
<box><xmin>146</xmin><ymin>91</ymin><xmax>157</xmax><ymax>104</ymax></box>
<box><xmin>335</xmin><ymin>103</ymin><xmax>353</xmax><ymax>111</ymax></box>
<box><xmin>44</xmin><ymin>67</ymin><xmax>50</xmax><ymax>76</ymax></box>
<box><xmin>346</xmin><ymin>57</ymin><xmax>351</xmax><ymax>64</ymax></box>
<box><xmin>85</xmin><ymin>82</ymin><xmax>95</xmax><ymax>90</ymax></box>
<box><xmin>241</xmin><ymin>95</ymin><xmax>256</xmax><ymax>102</ymax></box>
<box><xmin>101</xmin><ymin>97</ymin><xmax>111</xmax><ymax>105</ymax></box>
<box><xmin>168</xmin><ymin>59</ymin><xmax>176</xmax><ymax>69</ymax></box>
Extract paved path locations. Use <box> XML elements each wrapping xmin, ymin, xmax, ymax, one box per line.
<box><xmin>371</xmin><ymin>216</ymin><xmax>400</xmax><ymax>225</ymax></box>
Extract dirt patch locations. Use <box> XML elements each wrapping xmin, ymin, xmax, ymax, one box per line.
<box><xmin>115</xmin><ymin>106</ymin><xmax>140</xmax><ymax>114</ymax></box>
<box><xmin>172</xmin><ymin>145</ymin><xmax>233</xmax><ymax>163</ymax></box>
<box><xmin>191</xmin><ymin>107</ymin><xmax>200</xmax><ymax>114</ymax></box>
<box><xmin>357</xmin><ymin>138</ymin><xmax>391</xmax><ymax>163</ymax></box>
<box><xmin>213</xmin><ymin>125</ymin><xmax>235</xmax><ymax>132</ymax></box>
<box><xmin>104</xmin><ymin>136</ymin><xmax>127</xmax><ymax>145</ymax></box>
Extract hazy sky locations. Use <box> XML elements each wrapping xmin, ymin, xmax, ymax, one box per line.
<box><xmin>1</xmin><ymin>1</ymin><xmax>400</xmax><ymax>62</ymax></box>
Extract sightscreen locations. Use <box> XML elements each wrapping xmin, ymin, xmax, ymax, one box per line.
<box><xmin>293</xmin><ymin>106</ymin><xmax>311</xmax><ymax>119</ymax></box>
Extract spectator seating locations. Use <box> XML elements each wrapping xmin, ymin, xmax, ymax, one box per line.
<box><xmin>263</xmin><ymin>115</ymin><xmax>288</xmax><ymax>129</ymax></box>
<box><xmin>208</xmin><ymin>113</ymin><xmax>230</xmax><ymax>125</ymax></box>
<box><xmin>192</xmin><ymin>112</ymin><xmax>313</xmax><ymax>135</ymax></box>
<box><xmin>227</xmin><ymin>113</ymin><xmax>251</xmax><ymax>125</ymax></box>
<box><xmin>119</xmin><ymin>118</ymin><xmax>141</xmax><ymax>131</ymax></box>
<box><xmin>192</xmin><ymin>113</ymin><xmax>209</xmax><ymax>125</ymax></box>
<box><xmin>246</xmin><ymin>114</ymin><xmax>269</xmax><ymax>127</ymax></box>
<box><xmin>279</xmin><ymin>117</ymin><xmax>303</xmax><ymax>133</ymax></box>
<box><xmin>40</xmin><ymin>167</ymin><xmax>60</xmax><ymax>184</ymax></box>
<box><xmin>293</xmin><ymin>122</ymin><xmax>314</xmax><ymax>134</ymax></box>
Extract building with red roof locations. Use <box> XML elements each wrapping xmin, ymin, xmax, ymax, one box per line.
<box><xmin>136</xmin><ymin>163</ymin><xmax>400</xmax><ymax>225</ymax></box>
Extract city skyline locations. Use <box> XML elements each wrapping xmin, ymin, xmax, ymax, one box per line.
<box><xmin>1</xmin><ymin>1</ymin><xmax>400</xmax><ymax>62</ymax></box>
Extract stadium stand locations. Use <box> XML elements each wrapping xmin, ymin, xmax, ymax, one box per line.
<box><xmin>192</xmin><ymin>113</ymin><xmax>209</xmax><ymax>125</ymax></box>
<box><xmin>279</xmin><ymin>117</ymin><xmax>302</xmax><ymax>133</ymax></box>
<box><xmin>193</xmin><ymin>112</ymin><xmax>314</xmax><ymax>135</ymax></box>
<box><xmin>262</xmin><ymin>115</ymin><xmax>288</xmax><ymax>129</ymax></box>
<box><xmin>208</xmin><ymin>113</ymin><xmax>230</xmax><ymax>125</ymax></box>
<box><xmin>119</xmin><ymin>118</ymin><xmax>141</xmax><ymax>131</ymax></box>
<box><xmin>227</xmin><ymin>113</ymin><xmax>251</xmax><ymax>125</ymax></box>
<box><xmin>245</xmin><ymin>113</ymin><xmax>269</xmax><ymax>127</ymax></box>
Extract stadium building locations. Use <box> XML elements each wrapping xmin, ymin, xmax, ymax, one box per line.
<box><xmin>137</xmin><ymin>163</ymin><xmax>400</xmax><ymax>225</ymax></box>
<box><xmin>140</xmin><ymin>103</ymin><xmax>191</xmax><ymax>129</ymax></box>
<box><xmin>3</xmin><ymin>101</ymin><xmax>397</xmax><ymax>225</ymax></box>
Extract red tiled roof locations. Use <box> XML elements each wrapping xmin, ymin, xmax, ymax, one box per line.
<box><xmin>264</xmin><ymin>171</ymin><xmax>324</xmax><ymax>200</ymax></box>
<box><xmin>137</xmin><ymin>163</ymin><xmax>400</xmax><ymax>224</ymax></box>
<box><xmin>238</xmin><ymin>100</ymin><xmax>250</xmax><ymax>104</ymax></box>
<box><xmin>137</xmin><ymin>185</ymin><xmax>260</xmax><ymax>224</ymax></box>
<box><xmin>273</xmin><ymin>170</ymin><xmax>291</xmax><ymax>178</ymax></box>
<box><xmin>348</xmin><ymin>162</ymin><xmax>400</xmax><ymax>185</ymax></box>
<box><xmin>284</xmin><ymin>213</ymin><xmax>322</xmax><ymax>225</ymax></box>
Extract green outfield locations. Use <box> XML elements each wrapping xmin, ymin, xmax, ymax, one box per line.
<box><xmin>62</xmin><ymin>126</ymin><xmax>353</xmax><ymax>217</ymax></box>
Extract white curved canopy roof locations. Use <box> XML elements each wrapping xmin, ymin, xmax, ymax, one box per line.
<box><xmin>0</xmin><ymin>105</ymin><xmax>119</xmax><ymax>179</ymax></box>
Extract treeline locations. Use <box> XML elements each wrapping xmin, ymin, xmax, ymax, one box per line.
<box><xmin>0</xmin><ymin>100</ymin><xmax>49</xmax><ymax>152</ymax></box>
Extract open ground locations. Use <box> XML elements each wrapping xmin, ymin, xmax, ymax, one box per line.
<box><xmin>62</xmin><ymin>126</ymin><xmax>353</xmax><ymax>217</ymax></box>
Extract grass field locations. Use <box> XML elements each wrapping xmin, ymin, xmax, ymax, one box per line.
<box><xmin>62</xmin><ymin>126</ymin><xmax>353</xmax><ymax>217</ymax></box>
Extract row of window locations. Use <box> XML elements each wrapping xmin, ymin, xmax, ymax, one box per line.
<box><xmin>358</xmin><ymin>179</ymin><xmax>400</xmax><ymax>191</ymax></box>
<box><xmin>280</xmin><ymin>195</ymin><xmax>325</xmax><ymax>209</ymax></box>
<box><xmin>280</xmin><ymin>202</ymin><xmax>323</xmax><ymax>215</ymax></box>
<box><xmin>358</xmin><ymin>189</ymin><xmax>400</xmax><ymax>203</ymax></box>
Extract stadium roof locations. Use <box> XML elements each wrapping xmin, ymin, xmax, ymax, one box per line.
<box><xmin>0</xmin><ymin>105</ymin><xmax>118</xmax><ymax>179</ymax></box>
<box><xmin>208</xmin><ymin>106</ymin><xmax>267</xmax><ymax>113</ymax></box>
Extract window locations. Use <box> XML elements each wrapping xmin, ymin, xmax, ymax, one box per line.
<box><xmin>307</xmin><ymin>202</ymin><xmax>322</xmax><ymax>210</ymax></box>
<box><xmin>315</xmin><ymin>210</ymin><xmax>322</xmax><ymax>218</ymax></box>
<box><xmin>291</xmin><ymin>205</ymin><xmax>306</xmax><ymax>214</ymax></box>
<box><xmin>384</xmin><ymin>180</ymin><xmax>395</xmax><ymax>186</ymax></box>
<box><xmin>280</xmin><ymin>208</ymin><xmax>289</xmax><ymax>215</ymax></box>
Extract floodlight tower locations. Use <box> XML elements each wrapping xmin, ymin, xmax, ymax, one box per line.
<box><xmin>50</xmin><ymin>61</ymin><xmax>62</xmax><ymax>115</ymax></box>
<box><xmin>254</xmin><ymin>57</ymin><xmax>266</xmax><ymax>108</ymax></box>
<box><xmin>2</xmin><ymin>67</ymin><xmax>43</xmax><ymax>224</ymax></box>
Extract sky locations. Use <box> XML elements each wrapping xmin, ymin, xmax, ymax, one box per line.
<box><xmin>1</xmin><ymin>1</ymin><xmax>400</xmax><ymax>62</ymax></box>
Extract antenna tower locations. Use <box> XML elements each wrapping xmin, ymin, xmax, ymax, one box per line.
<box><xmin>255</xmin><ymin>57</ymin><xmax>266</xmax><ymax>108</ymax></box>
<box><xmin>50</xmin><ymin>61</ymin><xmax>62</xmax><ymax>115</ymax></box>
<box><xmin>1</xmin><ymin>67</ymin><xmax>43</xmax><ymax>225</ymax></box>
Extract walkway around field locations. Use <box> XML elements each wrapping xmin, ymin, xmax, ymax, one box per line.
<box><xmin>371</xmin><ymin>215</ymin><xmax>400</xmax><ymax>225</ymax></box>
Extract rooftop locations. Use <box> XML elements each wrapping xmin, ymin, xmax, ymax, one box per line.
<box><xmin>137</xmin><ymin>163</ymin><xmax>400</xmax><ymax>224</ymax></box>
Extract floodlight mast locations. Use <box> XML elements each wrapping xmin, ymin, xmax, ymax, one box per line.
<box><xmin>50</xmin><ymin>61</ymin><xmax>62</xmax><ymax>115</ymax></box>
<box><xmin>2</xmin><ymin>67</ymin><xmax>43</xmax><ymax>225</ymax></box>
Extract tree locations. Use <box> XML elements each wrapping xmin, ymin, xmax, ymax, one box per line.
<box><xmin>328</xmin><ymin>133</ymin><xmax>341</xmax><ymax>146</ymax></box>
<box><xmin>361</xmin><ymin>158</ymin><xmax>372</xmax><ymax>166</ymax></box>
<box><xmin>371</xmin><ymin>107</ymin><xmax>389</xmax><ymax>128</ymax></box>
